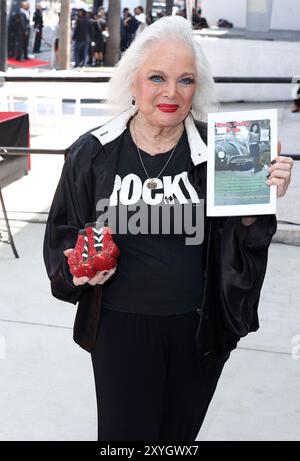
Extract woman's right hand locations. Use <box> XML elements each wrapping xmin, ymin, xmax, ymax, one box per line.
<box><xmin>63</xmin><ymin>249</ymin><xmax>117</xmax><ymax>286</ymax></box>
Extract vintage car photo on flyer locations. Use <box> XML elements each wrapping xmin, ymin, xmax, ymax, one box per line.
<box><xmin>207</xmin><ymin>109</ymin><xmax>277</xmax><ymax>216</ymax></box>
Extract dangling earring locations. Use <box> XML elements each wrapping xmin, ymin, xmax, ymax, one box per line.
<box><xmin>132</xmin><ymin>96</ymin><xmax>136</xmax><ymax>106</ymax></box>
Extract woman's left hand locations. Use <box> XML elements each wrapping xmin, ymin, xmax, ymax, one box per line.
<box><xmin>266</xmin><ymin>142</ymin><xmax>293</xmax><ymax>198</ymax></box>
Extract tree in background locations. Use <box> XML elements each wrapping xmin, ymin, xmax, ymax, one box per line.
<box><xmin>146</xmin><ymin>0</ymin><xmax>153</xmax><ymax>14</ymax></box>
<box><xmin>58</xmin><ymin>0</ymin><xmax>71</xmax><ymax>69</ymax></box>
<box><xmin>105</xmin><ymin>0</ymin><xmax>120</xmax><ymax>66</ymax></box>
<box><xmin>166</xmin><ymin>0</ymin><xmax>174</xmax><ymax>16</ymax></box>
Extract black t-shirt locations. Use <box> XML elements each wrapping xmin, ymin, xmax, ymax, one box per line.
<box><xmin>101</xmin><ymin>120</ymin><xmax>204</xmax><ymax>315</ymax></box>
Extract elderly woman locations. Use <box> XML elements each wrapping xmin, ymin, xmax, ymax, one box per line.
<box><xmin>43</xmin><ymin>16</ymin><xmax>293</xmax><ymax>441</ymax></box>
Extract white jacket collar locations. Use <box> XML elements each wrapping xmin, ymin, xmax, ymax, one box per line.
<box><xmin>91</xmin><ymin>107</ymin><xmax>207</xmax><ymax>166</ymax></box>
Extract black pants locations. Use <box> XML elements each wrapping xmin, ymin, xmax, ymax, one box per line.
<box><xmin>23</xmin><ymin>33</ymin><xmax>29</xmax><ymax>59</ymax></box>
<box><xmin>91</xmin><ymin>307</ymin><xmax>227</xmax><ymax>441</ymax></box>
<box><xmin>15</xmin><ymin>36</ymin><xmax>23</xmax><ymax>60</ymax></box>
<box><xmin>33</xmin><ymin>30</ymin><xmax>42</xmax><ymax>53</ymax></box>
<box><xmin>250</xmin><ymin>143</ymin><xmax>261</xmax><ymax>172</ymax></box>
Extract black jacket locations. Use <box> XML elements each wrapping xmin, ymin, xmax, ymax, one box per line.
<box><xmin>72</xmin><ymin>17</ymin><xmax>92</xmax><ymax>42</ymax></box>
<box><xmin>33</xmin><ymin>9</ymin><xmax>43</xmax><ymax>30</ymax></box>
<box><xmin>43</xmin><ymin>112</ymin><xmax>276</xmax><ymax>363</ymax></box>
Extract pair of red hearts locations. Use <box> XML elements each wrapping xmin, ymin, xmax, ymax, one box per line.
<box><xmin>66</xmin><ymin>223</ymin><xmax>120</xmax><ymax>279</ymax></box>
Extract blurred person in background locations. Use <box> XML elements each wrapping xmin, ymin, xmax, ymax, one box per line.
<box><xmin>146</xmin><ymin>12</ymin><xmax>154</xmax><ymax>25</ymax></box>
<box><xmin>72</xmin><ymin>8</ymin><xmax>92</xmax><ymax>68</ymax></box>
<box><xmin>192</xmin><ymin>7</ymin><xmax>209</xmax><ymax>29</ymax></box>
<box><xmin>19</xmin><ymin>1</ymin><xmax>31</xmax><ymax>59</ymax></box>
<box><xmin>121</xmin><ymin>7</ymin><xmax>138</xmax><ymax>51</ymax></box>
<box><xmin>91</xmin><ymin>9</ymin><xmax>107</xmax><ymax>66</ymax></box>
<box><xmin>120</xmin><ymin>7</ymin><xmax>129</xmax><ymax>51</ymax></box>
<box><xmin>9</xmin><ymin>11</ymin><xmax>24</xmax><ymax>61</ymax></box>
<box><xmin>33</xmin><ymin>3</ymin><xmax>44</xmax><ymax>53</ymax></box>
<box><xmin>134</xmin><ymin>5</ymin><xmax>147</xmax><ymax>37</ymax></box>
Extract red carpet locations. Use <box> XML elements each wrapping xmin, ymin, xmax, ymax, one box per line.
<box><xmin>7</xmin><ymin>58</ymin><xmax>50</xmax><ymax>68</ymax></box>
<box><xmin>0</xmin><ymin>112</ymin><xmax>28</xmax><ymax>123</ymax></box>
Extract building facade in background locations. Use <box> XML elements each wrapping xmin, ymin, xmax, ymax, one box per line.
<box><xmin>201</xmin><ymin>0</ymin><xmax>300</xmax><ymax>31</ymax></box>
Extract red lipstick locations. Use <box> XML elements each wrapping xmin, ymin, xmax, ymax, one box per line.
<box><xmin>157</xmin><ymin>104</ymin><xmax>179</xmax><ymax>113</ymax></box>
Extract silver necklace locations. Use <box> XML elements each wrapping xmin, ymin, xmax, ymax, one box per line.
<box><xmin>133</xmin><ymin>118</ymin><xmax>180</xmax><ymax>190</ymax></box>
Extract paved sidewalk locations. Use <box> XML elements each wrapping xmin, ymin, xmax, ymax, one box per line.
<box><xmin>0</xmin><ymin>100</ymin><xmax>299</xmax><ymax>440</ymax></box>
<box><xmin>198</xmin><ymin>241</ymin><xmax>300</xmax><ymax>441</ymax></box>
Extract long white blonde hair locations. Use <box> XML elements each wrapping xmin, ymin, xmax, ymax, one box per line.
<box><xmin>107</xmin><ymin>15</ymin><xmax>217</xmax><ymax>121</ymax></box>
